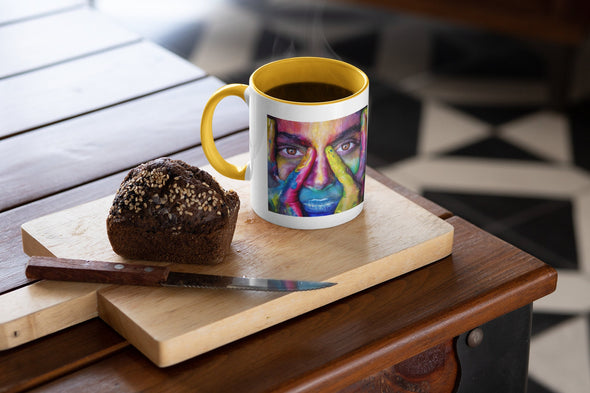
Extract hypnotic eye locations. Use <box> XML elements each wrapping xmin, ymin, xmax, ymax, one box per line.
<box><xmin>278</xmin><ymin>146</ymin><xmax>304</xmax><ymax>158</ymax></box>
<box><xmin>336</xmin><ymin>140</ymin><xmax>356</xmax><ymax>155</ymax></box>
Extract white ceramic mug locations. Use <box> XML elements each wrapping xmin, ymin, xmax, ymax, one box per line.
<box><xmin>200</xmin><ymin>57</ymin><xmax>369</xmax><ymax>229</ymax></box>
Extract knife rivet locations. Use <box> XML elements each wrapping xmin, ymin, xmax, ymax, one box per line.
<box><xmin>144</xmin><ymin>267</ymin><xmax>154</xmax><ymax>273</ymax></box>
<box><xmin>114</xmin><ymin>264</ymin><xmax>125</xmax><ymax>270</ymax></box>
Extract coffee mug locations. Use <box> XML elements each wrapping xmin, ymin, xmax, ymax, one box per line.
<box><xmin>200</xmin><ymin>57</ymin><xmax>368</xmax><ymax>229</ymax></box>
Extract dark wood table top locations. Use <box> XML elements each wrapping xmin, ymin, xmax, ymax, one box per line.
<box><xmin>0</xmin><ymin>3</ymin><xmax>557</xmax><ymax>392</ymax></box>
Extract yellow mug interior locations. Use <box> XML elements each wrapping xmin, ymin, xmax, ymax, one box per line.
<box><xmin>251</xmin><ymin>57</ymin><xmax>368</xmax><ymax>104</ymax></box>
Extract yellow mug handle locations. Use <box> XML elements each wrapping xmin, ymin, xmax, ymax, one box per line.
<box><xmin>200</xmin><ymin>84</ymin><xmax>248</xmax><ymax>180</ymax></box>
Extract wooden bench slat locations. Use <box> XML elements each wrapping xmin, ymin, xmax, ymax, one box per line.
<box><xmin>0</xmin><ymin>7</ymin><xmax>141</xmax><ymax>79</ymax></box>
<box><xmin>0</xmin><ymin>0</ymin><xmax>84</xmax><ymax>26</ymax></box>
<box><xmin>0</xmin><ymin>41</ymin><xmax>205</xmax><ymax>139</ymax></box>
<box><xmin>0</xmin><ymin>318</ymin><xmax>128</xmax><ymax>393</ymax></box>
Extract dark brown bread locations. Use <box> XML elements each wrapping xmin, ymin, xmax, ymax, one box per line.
<box><xmin>106</xmin><ymin>158</ymin><xmax>240</xmax><ymax>264</ymax></box>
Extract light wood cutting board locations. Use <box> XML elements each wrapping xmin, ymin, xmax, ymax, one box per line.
<box><xmin>5</xmin><ymin>157</ymin><xmax>453</xmax><ymax>367</ymax></box>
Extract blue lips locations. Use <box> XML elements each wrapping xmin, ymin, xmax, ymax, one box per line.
<box><xmin>298</xmin><ymin>183</ymin><xmax>343</xmax><ymax>216</ymax></box>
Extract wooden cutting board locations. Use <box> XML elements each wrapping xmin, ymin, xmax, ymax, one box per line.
<box><xmin>4</xmin><ymin>157</ymin><xmax>453</xmax><ymax>367</ymax></box>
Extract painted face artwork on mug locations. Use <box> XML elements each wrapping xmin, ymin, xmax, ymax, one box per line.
<box><xmin>267</xmin><ymin>107</ymin><xmax>368</xmax><ymax>217</ymax></box>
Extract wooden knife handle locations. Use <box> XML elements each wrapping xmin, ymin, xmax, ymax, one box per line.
<box><xmin>26</xmin><ymin>256</ymin><xmax>170</xmax><ymax>286</ymax></box>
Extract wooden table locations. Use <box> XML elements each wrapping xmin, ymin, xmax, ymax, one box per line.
<box><xmin>0</xmin><ymin>3</ymin><xmax>557</xmax><ymax>392</ymax></box>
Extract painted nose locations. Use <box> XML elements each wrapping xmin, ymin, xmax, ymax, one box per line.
<box><xmin>304</xmin><ymin>150</ymin><xmax>333</xmax><ymax>189</ymax></box>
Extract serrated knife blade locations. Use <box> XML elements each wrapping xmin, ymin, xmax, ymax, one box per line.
<box><xmin>26</xmin><ymin>256</ymin><xmax>336</xmax><ymax>292</ymax></box>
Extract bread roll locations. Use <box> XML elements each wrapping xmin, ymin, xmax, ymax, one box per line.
<box><xmin>106</xmin><ymin>158</ymin><xmax>240</xmax><ymax>264</ymax></box>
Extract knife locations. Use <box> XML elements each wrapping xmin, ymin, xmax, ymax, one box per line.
<box><xmin>25</xmin><ymin>256</ymin><xmax>336</xmax><ymax>292</ymax></box>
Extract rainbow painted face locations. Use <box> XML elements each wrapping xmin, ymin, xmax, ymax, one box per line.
<box><xmin>268</xmin><ymin>107</ymin><xmax>367</xmax><ymax>217</ymax></box>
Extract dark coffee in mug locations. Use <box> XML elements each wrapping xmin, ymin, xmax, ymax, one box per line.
<box><xmin>265</xmin><ymin>82</ymin><xmax>353</xmax><ymax>103</ymax></box>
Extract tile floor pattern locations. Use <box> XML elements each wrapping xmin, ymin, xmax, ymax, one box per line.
<box><xmin>96</xmin><ymin>1</ymin><xmax>590</xmax><ymax>391</ymax></box>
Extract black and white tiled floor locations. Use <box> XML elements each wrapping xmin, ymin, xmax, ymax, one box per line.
<box><xmin>96</xmin><ymin>1</ymin><xmax>590</xmax><ymax>391</ymax></box>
